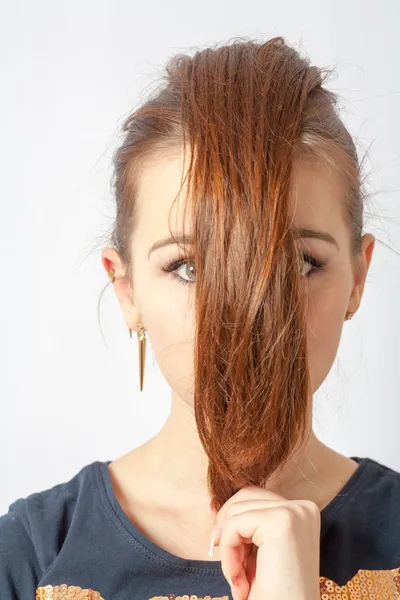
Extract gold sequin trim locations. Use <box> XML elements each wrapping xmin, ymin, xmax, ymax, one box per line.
<box><xmin>36</xmin><ymin>569</ymin><xmax>400</xmax><ymax>600</ymax></box>
<box><xmin>36</xmin><ymin>585</ymin><xmax>105</xmax><ymax>599</ymax></box>
<box><xmin>149</xmin><ymin>597</ymin><xmax>229</xmax><ymax>600</ymax></box>
<box><xmin>320</xmin><ymin>566</ymin><xmax>400</xmax><ymax>599</ymax></box>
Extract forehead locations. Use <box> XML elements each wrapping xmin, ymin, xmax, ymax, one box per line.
<box><xmin>135</xmin><ymin>148</ymin><xmax>189</xmax><ymax>244</ymax></box>
<box><xmin>289</xmin><ymin>156</ymin><xmax>348</xmax><ymax>239</ymax></box>
<box><xmin>134</xmin><ymin>148</ymin><xmax>349</xmax><ymax>251</ymax></box>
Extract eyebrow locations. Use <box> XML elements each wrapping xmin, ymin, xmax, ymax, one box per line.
<box><xmin>147</xmin><ymin>227</ymin><xmax>339</xmax><ymax>259</ymax></box>
<box><xmin>293</xmin><ymin>227</ymin><xmax>339</xmax><ymax>251</ymax></box>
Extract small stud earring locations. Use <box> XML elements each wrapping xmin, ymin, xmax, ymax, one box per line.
<box><xmin>345</xmin><ymin>311</ymin><xmax>354</xmax><ymax>321</ymax></box>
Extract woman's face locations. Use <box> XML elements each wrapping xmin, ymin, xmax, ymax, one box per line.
<box><xmin>102</xmin><ymin>147</ymin><xmax>375</xmax><ymax>404</ymax></box>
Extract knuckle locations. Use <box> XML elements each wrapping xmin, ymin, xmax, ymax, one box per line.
<box><xmin>274</xmin><ymin>501</ymin><xmax>320</xmax><ymax>532</ymax></box>
<box><xmin>222</xmin><ymin>512</ymin><xmax>237</xmax><ymax>530</ymax></box>
<box><xmin>298</xmin><ymin>499</ymin><xmax>321</xmax><ymax>517</ymax></box>
<box><xmin>277</xmin><ymin>507</ymin><xmax>297</xmax><ymax>531</ymax></box>
<box><xmin>219</xmin><ymin>512</ymin><xmax>239</xmax><ymax>541</ymax></box>
<box><xmin>224</xmin><ymin>505</ymin><xmax>235</xmax><ymax>520</ymax></box>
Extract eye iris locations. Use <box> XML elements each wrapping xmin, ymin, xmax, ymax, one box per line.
<box><xmin>184</xmin><ymin>261</ymin><xmax>195</xmax><ymax>281</ymax></box>
<box><xmin>168</xmin><ymin>254</ymin><xmax>322</xmax><ymax>285</ymax></box>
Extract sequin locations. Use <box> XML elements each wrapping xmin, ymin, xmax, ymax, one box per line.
<box><xmin>148</xmin><ymin>597</ymin><xmax>229</xmax><ymax>600</ymax></box>
<box><xmin>36</xmin><ymin>568</ymin><xmax>400</xmax><ymax>600</ymax></box>
<box><xmin>36</xmin><ymin>585</ymin><xmax>105</xmax><ymax>599</ymax></box>
<box><xmin>320</xmin><ymin>566</ymin><xmax>400</xmax><ymax>599</ymax></box>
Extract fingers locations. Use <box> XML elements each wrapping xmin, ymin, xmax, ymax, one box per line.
<box><xmin>209</xmin><ymin>487</ymin><xmax>293</xmax><ymax>599</ymax></box>
<box><xmin>213</xmin><ymin>498</ymin><xmax>290</xmax><ymax>546</ymax></box>
<box><xmin>214</xmin><ymin>486</ymin><xmax>288</xmax><ymax>519</ymax></box>
<box><xmin>209</xmin><ymin>486</ymin><xmax>321</xmax><ymax>600</ymax></box>
<box><xmin>217</xmin><ymin>508</ymin><xmax>270</xmax><ymax>594</ymax></box>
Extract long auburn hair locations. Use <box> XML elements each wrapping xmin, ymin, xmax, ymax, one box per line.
<box><xmin>106</xmin><ymin>37</ymin><xmax>369</xmax><ymax>512</ymax></box>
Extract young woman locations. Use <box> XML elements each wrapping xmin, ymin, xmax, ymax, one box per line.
<box><xmin>2</xmin><ymin>36</ymin><xmax>399</xmax><ymax>600</ymax></box>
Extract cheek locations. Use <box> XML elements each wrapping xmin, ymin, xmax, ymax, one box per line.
<box><xmin>140</xmin><ymin>265</ymin><xmax>350</xmax><ymax>401</ymax></box>
<box><xmin>305</xmin><ymin>282</ymin><xmax>348</xmax><ymax>394</ymax></box>
<box><xmin>142</xmin><ymin>291</ymin><xmax>195</xmax><ymax>403</ymax></box>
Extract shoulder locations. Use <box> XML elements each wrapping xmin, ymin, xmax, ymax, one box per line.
<box><xmin>350</xmin><ymin>456</ymin><xmax>400</xmax><ymax>542</ymax></box>
<box><xmin>0</xmin><ymin>460</ymin><xmax>100</xmax><ymax>598</ymax></box>
<box><xmin>359</xmin><ymin>456</ymin><xmax>400</xmax><ymax>494</ymax></box>
<box><xmin>320</xmin><ymin>457</ymin><xmax>400</xmax><ymax>584</ymax></box>
<box><xmin>7</xmin><ymin>459</ymin><xmax>98</xmax><ymax>536</ymax></box>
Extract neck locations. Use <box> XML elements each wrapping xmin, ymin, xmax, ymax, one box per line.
<box><xmin>123</xmin><ymin>391</ymin><xmax>342</xmax><ymax>513</ymax></box>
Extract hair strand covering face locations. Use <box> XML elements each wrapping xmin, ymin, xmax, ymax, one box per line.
<box><xmin>177</xmin><ymin>39</ymin><xmax>314</xmax><ymax>512</ymax></box>
<box><xmin>110</xmin><ymin>36</ymin><xmax>366</xmax><ymax>512</ymax></box>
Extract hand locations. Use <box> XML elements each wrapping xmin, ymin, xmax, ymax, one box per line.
<box><xmin>209</xmin><ymin>485</ymin><xmax>321</xmax><ymax>600</ymax></box>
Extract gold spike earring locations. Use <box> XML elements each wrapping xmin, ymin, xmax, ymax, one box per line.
<box><xmin>108</xmin><ymin>268</ymin><xmax>147</xmax><ymax>391</ymax></box>
<box><xmin>109</xmin><ymin>271</ymin><xmax>352</xmax><ymax>387</ymax></box>
<box><xmin>129</xmin><ymin>321</ymin><xmax>147</xmax><ymax>392</ymax></box>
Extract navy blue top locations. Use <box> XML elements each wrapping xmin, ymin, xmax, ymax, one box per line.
<box><xmin>1</xmin><ymin>456</ymin><xmax>400</xmax><ymax>599</ymax></box>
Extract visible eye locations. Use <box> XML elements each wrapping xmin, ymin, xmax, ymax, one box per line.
<box><xmin>161</xmin><ymin>257</ymin><xmax>196</xmax><ymax>286</ymax></box>
<box><xmin>161</xmin><ymin>253</ymin><xmax>326</xmax><ymax>286</ymax></box>
<box><xmin>301</xmin><ymin>253</ymin><xmax>327</xmax><ymax>277</ymax></box>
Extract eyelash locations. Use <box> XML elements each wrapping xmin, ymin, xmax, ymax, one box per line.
<box><xmin>161</xmin><ymin>257</ymin><xmax>195</xmax><ymax>286</ymax></box>
<box><xmin>161</xmin><ymin>254</ymin><xmax>327</xmax><ymax>287</ymax></box>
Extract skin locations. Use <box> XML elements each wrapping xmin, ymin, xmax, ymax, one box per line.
<box><xmin>101</xmin><ymin>145</ymin><xmax>375</xmax><ymax>562</ymax></box>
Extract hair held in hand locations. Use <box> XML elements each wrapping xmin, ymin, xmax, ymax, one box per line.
<box><xmin>110</xmin><ymin>37</ymin><xmax>365</xmax><ymax>512</ymax></box>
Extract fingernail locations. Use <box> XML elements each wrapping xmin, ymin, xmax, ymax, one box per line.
<box><xmin>208</xmin><ymin>522</ymin><xmax>219</xmax><ymax>557</ymax></box>
<box><xmin>208</xmin><ymin>532</ymin><xmax>216</xmax><ymax>557</ymax></box>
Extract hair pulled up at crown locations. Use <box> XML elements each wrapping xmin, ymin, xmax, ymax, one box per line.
<box><xmin>110</xmin><ymin>36</ymin><xmax>366</xmax><ymax>512</ymax></box>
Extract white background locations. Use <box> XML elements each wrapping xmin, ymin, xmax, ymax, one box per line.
<box><xmin>1</xmin><ymin>0</ymin><xmax>399</xmax><ymax>515</ymax></box>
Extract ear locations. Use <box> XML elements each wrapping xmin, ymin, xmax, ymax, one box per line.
<box><xmin>101</xmin><ymin>248</ymin><xmax>142</xmax><ymax>334</ymax></box>
<box><xmin>347</xmin><ymin>233</ymin><xmax>375</xmax><ymax>315</ymax></box>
